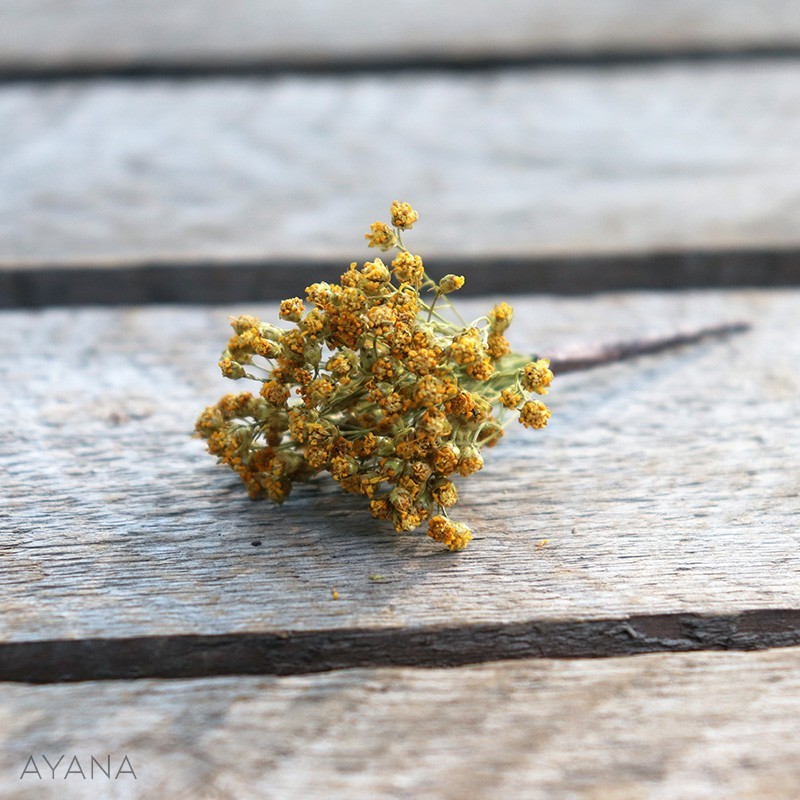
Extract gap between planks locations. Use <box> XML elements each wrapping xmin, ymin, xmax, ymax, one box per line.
<box><xmin>6</xmin><ymin>47</ymin><xmax>800</xmax><ymax>83</ymax></box>
<box><xmin>3</xmin><ymin>248</ymin><xmax>800</xmax><ymax>308</ymax></box>
<box><xmin>4</xmin><ymin>0</ymin><xmax>800</xmax><ymax>80</ymax></box>
<box><xmin>4</xmin><ymin>609</ymin><xmax>800</xmax><ymax>684</ymax></box>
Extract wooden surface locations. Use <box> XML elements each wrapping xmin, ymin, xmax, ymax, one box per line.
<box><xmin>4</xmin><ymin>4</ymin><xmax>800</xmax><ymax>795</ymax></box>
<box><xmin>4</xmin><ymin>647</ymin><xmax>800</xmax><ymax>799</ymax></box>
<box><xmin>2</xmin><ymin>0</ymin><xmax>800</xmax><ymax>74</ymax></box>
<box><xmin>2</xmin><ymin>290</ymin><xmax>798</xmax><ymax>672</ymax></box>
<box><xmin>4</xmin><ymin>63</ymin><xmax>800</xmax><ymax>273</ymax></box>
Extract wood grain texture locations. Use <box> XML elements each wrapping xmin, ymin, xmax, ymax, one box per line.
<box><xmin>1</xmin><ymin>290</ymin><xmax>798</xmax><ymax>648</ymax></box>
<box><xmin>4</xmin><ymin>63</ymin><xmax>800</xmax><ymax>267</ymax></box>
<box><xmin>2</xmin><ymin>1</ymin><xmax>800</xmax><ymax>73</ymax></box>
<box><xmin>4</xmin><ymin>647</ymin><xmax>800</xmax><ymax>799</ymax></box>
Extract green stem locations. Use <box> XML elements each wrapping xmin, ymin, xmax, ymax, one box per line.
<box><xmin>427</xmin><ymin>290</ymin><xmax>442</xmax><ymax>322</ymax></box>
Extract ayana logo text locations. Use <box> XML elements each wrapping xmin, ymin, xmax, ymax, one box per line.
<box><xmin>20</xmin><ymin>754</ymin><xmax>136</xmax><ymax>780</ymax></box>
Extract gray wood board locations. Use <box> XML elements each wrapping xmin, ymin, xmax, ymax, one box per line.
<box><xmin>2</xmin><ymin>1</ymin><xmax>800</xmax><ymax>72</ymax></box>
<box><xmin>1</xmin><ymin>290</ymin><xmax>798</xmax><ymax>651</ymax></box>
<box><xmin>4</xmin><ymin>63</ymin><xmax>800</xmax><ymax>269</ymax></box>
<box><xmin>5</xmin><ymin>647</ymin><xmax>800</xmax><ymax>799</ymax></box>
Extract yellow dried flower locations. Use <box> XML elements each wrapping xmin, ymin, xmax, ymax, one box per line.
<box><xmin>279</xmin><ymin>297</ymin><xmax>305</xmax><ymax>322</ymax></box>
<box><xmin>466</xmin><ymin>356</ymin><xmax>494</xmax><ymax>381</ymax></box>
<box><xmin>365</xmin><ymin>221</ymin><xmax>397</xmax><ymax>251</ymax></box>
<box><xmin>427</xmin><ymin>515</ymin><xmax>472</xmax><ymax>551</ymax></box>
<box><xmin>391</xmin><ymin>251</ymin><xmax>425</xmax><ymax>286</ymax></box>
<box><xmin>521</xmin><ymin>358</ymin><xmax>553</xmax><ymax>395</ymax></box>
<box><xmin>218</xmin><ymin>356</ymin><xmax>246</xmax><ymax>379</ymax></box>
<box><xmin>500</xmin><ymin>387</ymin><xmax>523</xmax><ymax>409</ymax></box>
<box><xmin>229</xmin><ymin>314</ymin><xmax>261</xmax><ymax>334</ymax></box>
<box><xmin>519</xmin><ymin>400</ymin><xmax>552</xmax><ymax>429</ymax></box>
<box><xmin>438</xmin><ymin>274</ymin><xmax>465</xmax><ymax>294</ymax></box>
<box><xmin>260</xmin><ymin>380</ymin><xmax>290</xmax><ymax>406</ymax></box>
<box><xmin>488</xmin><ymin>302</ymin><xmax>513</xmax><ymax>333</ymax></box>
<box><xmin>390</xmin><ymin>200</ymin><xmax>419</xmax><ymax>229</ymax></box>
<box><xmin>429</xmin><ymin>444</ymin><xmax>458</xmax><ymax>475</ymax></box>
<box><xmin>360</xmin><ymin>258</ymin><xmax>391</xmax><ymax>293</ymax></box>
<box><xmin>457</xmin><ymin>445</ymin><xmax>484</xmax><ymax>477</ymax></box>
<box><xmin>487</xmin><ymin>332</ymin><xmax>511</xmax><ymax>360</ymax></box>
<box><xmin>196</xmin><ymin>201</ymin><xmax>553</xmax><ymax>550</ymax></box>
<box><xmin>450</xmin><ymin>328</ymin><xmax>483</xmax><ymax>365</ymax></box>
<box><xmin>431</xmin><ymin>479</ymin><xmax>458</xmax><ymax>508</ymax></box>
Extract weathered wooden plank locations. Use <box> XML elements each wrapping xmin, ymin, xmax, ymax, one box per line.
<box><xmin>1</xmin><ymin>290</ymin><xmax>798</xmax><ymax>656</ymax></box>
<box><xmin>4</xmin><ymin>647</ymin><xmax>800</xmax><ymax>799</ymax></box>
<box><xmin>2</xmin><ymin>1</ymin><xmax>800</xmax><ymax>74</ymax></box>
<box><xmin>4</xmin><ymin>63</ymin><xmax>800</xmax><ymax>270</ymax></box>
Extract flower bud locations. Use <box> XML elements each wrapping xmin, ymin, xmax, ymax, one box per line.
<box><xmin>389</xmin><ymin>486</ymin><xmax>414</xmax><ymax>513</ymax></box>
<box><xmin>279</xmin><ymin>297</ymin><xmax>305</xmax><ymax>322</ymax></box>
<box><xmin>303</xmin><ymin>342</ymin><xmax>322</xmax><ymax>367</ymax></box>
<box><xmin>381</xmin><ymin>458</ymin><xmax>404</xmax><ymax>479</ymax></box>
<box><xmin>390</xmin><ymin>201</ymin><xmax>419</xmax><ymax>229</ymax></box>
<box><xmin>365</xmin><ymin>222</ymin><xmax>397</xmax><ymax>251</ymax></box>
<box><xmin>374</xmin><ymin>436</ymin><xmax>396</xmax><ymax>457</ymax></box>
<box><xmin>438</xmin><ymin>274</ymin><xmax>465</xmax><ymax>294</ymax></box>
<box><xmin>229</xmin><ymin>315</ymin><xmax>261</xmax><ymax>334</ymax></box>
<box><xmin>219</xmin><ymin>355</ymin><xmax>246</xmax><ymax>379</ymax></box>
<box><xmin>258</xmin><ymin>323</ymin><xmax>284</xmax><ymax>342</ymax></box>
<box><xmin>457</xmin><ymin>446</ymin><xmax>484</xmax><ymax>476</ymax></box>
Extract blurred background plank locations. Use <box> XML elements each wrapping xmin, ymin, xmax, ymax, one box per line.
<box><xmin>2</xmin><ymin>1</ymin><xmax>800</xmax><ymax>76</ymax></box>
<box><xmin>1</xmin><ymin>290</ymin><xmax>797</xmax><ymax>667</ymax></box>
<box><xmin>3</xmin><ymin>61</ymin><xmax>800</xmax><ymax>303</ymax></box>
<box><xmin>5</xmin><ymin>649</ymin><xmax>800</xmax><ymax>798</ymax></box>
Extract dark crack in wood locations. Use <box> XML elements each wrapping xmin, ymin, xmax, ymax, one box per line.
<box><xmin>5</xmin><ymin>46</ymin><xmax>800</xmax><ymax>83</ymax></box>
<box><xmin>4</xmin><ymin>609</ymin><xmax>800</xmax><ymax>684</ymax></box>
<box><xmin>3</xmin><ymin>248</ymin><xmax>800</xmax><ymax>309</ymax></box>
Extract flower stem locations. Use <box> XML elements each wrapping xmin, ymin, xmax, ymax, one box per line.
<box><xmin>547</xmin><ymin>322</ymin><xmax>750</xmax><ymax>374</ymax></box>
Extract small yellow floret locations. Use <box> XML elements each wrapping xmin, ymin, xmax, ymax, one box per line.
<box><xmin>521</xmin><ymin>359</ymin><xmax>554</xmax><ymax>395</ymax></box>
<box><xmin>438</xmin><ymin>274</ymin><xmax>465</xmax><ymax>294</ymax></box>
<box><xmin>427</xmin><ymin>515</ymin><xmax>472</xmax><ymax>551</ymax></box>
<box><xmin>365</xmin><ymin>221</ymin><xmax>397</xmax><ymax>251</ymax></box>
<box><xmin>519</xmin><ymin>400</ymin><xmax>551</xmax><ymax>429</ymax></box>
<box><xmin>390</xmin><ymin>200</ymin><xmax>419</xmax><ymax>229</ymax></box>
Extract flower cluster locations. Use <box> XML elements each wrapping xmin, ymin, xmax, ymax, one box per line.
<box><xmin>196</xmin><ymin>202</ymin><xmax>552</xmax><ymax>550</ymax></box>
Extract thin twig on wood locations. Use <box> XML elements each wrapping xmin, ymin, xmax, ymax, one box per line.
<box><xmin>547</xmin><ymin>322</ymin><xmax>750</xmax><ymax>375</ymax></box>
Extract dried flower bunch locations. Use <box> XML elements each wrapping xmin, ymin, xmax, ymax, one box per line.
<box><xmin>195</xmin><ymin>202</ymin><xmax>552</xmax><ymax>550</ymax></box>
